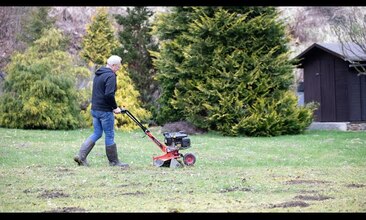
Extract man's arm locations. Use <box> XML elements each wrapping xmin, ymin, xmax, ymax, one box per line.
<box><xmin>104</xmin><ymin>74</ymin><xmax>118</xmax><ymax>110</ymax></box>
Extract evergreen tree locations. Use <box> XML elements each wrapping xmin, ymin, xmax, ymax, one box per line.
<box><xmin>150</xmin><ymin>7</ymin><xmax>198</xmax><ymax>124</ymax></box>
<box><xmin>151</xmin><ymin>7</ymin><xmax>315</xmax><ymax>136</ymax></box>
<box><xmin>79</xmin><ymin>7</ymin><xmax>121</xmax><ymax>112</ymax></box>
<box><xmin>80</xmin><ymin>7</ymin><xmax>120</xmax><ymax>68</ymax></box>
<box><xmin>0</xmin><ymin>28</ymin><xmax>90</xmax><ymax>129</ymax></box>
<box><xmin>18</xmin><ymin>7</ymin><xmax>56</xmax><ymax>46</ymax></box>
<box><xmin>114</xmin><ymin>7</ymin><xmax>159</xmax><ymax>112</ymax></box>
<box><xmin>79</xmin><ymin>8</ymin><xmax>152</xmax><ymax>130</ymax></box>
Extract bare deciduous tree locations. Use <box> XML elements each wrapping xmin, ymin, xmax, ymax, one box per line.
<box><xmin>0</xmin><ymin>7</ymin><xmax>32</xmax><ymax>70</ymax></box>
<box><xmin>332</xmin><ymin>7</ymin><xmax>366</xmax><ymax>75</ymax></box>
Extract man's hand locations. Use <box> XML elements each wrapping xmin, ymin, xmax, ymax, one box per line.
<box><xmin>113</xmin><ymin>107</ymin><xmax>122</xmax><ymax>114</ymax></box>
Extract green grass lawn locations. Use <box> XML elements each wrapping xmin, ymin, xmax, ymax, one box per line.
<box><xmin>0</xmin><ymin>127</ymin><xmax>365</xmax><ymax>212</ymax></box>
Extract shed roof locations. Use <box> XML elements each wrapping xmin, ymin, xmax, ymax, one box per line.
<box><xmin>295</xmin><ymin>42</ymin><xmax>366</xmax><ymax>63</ymax></box>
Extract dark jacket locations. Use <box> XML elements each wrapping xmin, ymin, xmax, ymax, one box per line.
<box><xmin>91</xmin><ymin>67</ymin><xmax>118</xmax><ymax>112</ymax></box>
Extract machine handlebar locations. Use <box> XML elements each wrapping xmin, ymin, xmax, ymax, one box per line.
<box><xmin>119</xmin><ymin>107</ymin><xmax>148</xmax><ymax>133</ymax></box>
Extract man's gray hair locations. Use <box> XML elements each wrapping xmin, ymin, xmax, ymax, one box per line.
<box><xmin>107</xmin><ymin>55</ymin><xmax>122</xmax><ymax>65</ymax></box>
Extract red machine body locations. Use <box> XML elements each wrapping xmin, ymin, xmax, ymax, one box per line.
<box><xmin>123</xmin><ymin>109</ymin><xmax>196</xmax><ymax>168</ymax></box>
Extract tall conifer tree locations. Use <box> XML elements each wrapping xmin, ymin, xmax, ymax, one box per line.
<box><xmin>114</xmin><ymin>7</ymin><xmax>159</xmax><ymax>111</ymax></box>
<box><xmin>80</xmin><ymin>7</ymin><xmax>120</xmax><ymax>68</ymax></box>
<box><xmin>80</xmin><ymin>7</ymin><xmax>151</xmax><ymax>130</ymax></box>
<box><xmin>18</xmin><ymin>7</ymin><xmax>56</xmax><ymax>46</ymax></box>
<box><xmin>151</xmin><ymin>7</ymin><xmax>315</xmax><ymax>136</ymax></box>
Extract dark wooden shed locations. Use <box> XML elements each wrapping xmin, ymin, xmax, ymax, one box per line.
<box><xmin>295</xmin><ymin>43</ymin><xmax>366</xmax><ymax>122</ymax></box>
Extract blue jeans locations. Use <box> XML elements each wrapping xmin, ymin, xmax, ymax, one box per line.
<box><xmin>87</xmin><ymin>110</ymin><xmax>115</xmax><ymax>146</ymax></box>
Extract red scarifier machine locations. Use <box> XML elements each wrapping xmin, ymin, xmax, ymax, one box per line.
<box><xmin>121</xmin><ymin>109</ymin><xmax>196</xmax><ymax>168</ymax></box>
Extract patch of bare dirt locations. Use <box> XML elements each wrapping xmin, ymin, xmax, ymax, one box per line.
<box><xmin>121</xmin><ymin>190</ymin><xmax>144</xmax><ymax>196</ymax></box>
<box><xmin>37</xmin><ymin>189</ymin><xmax>69</xmax><ymax>199</ymax></box>
<box><xmin>168</xmin><ymin>207</ymin><xmax>183</xmax><ymax>213</ymax></box>
<box><xmin>346</xmin><ymin>183</ymin><xmax>365</xmax><ymax>188</ymax></box>
<box><xmin>270</xmin><ymin>200</ymin><xmax>310</xmax><ymax>208</ymax></box>
<box><xmin>23</xmin><ymin>188</ymin><xmax>42</xmax><ymax>194</ymax></box>
<box><xmin>56</xmin><ymin>167</ymin><xmax>72</xmax><ymax>172</ymax></box>
<box><xmin>268</xmin><ymin>192</ymin><xmax>334</xmax><ymax>209</ymax></box>
<box><xmin>285</xmin><ymin>179</ymin><xmax>331</xmax><ymax>185</ymax></box>
<box><xmin>219</xmin><ymin>186</ymin><xmax>252</xmax><ymax>193</ymax></box>
<box><xmin>298</xmin><ymin>190</ymin><xmax>319</xmax><ymax>194</ymax></box>
<box><xmin>294</xmin><ymin>194</ymin><xmax>333</xmax><ymax>201</ymax></box>
<box><xmin>55</xmin><ymin>167</ymin><xmax>75</xmax><ymax>177</ymax></box>
<box><xmin>16</xmin><ymin>143</ymin><xmax>32</xmax><ymax>148</ymax></box>
<box><xmin>45</xmin><ymin>207</ymin><xmax>87</xmax><ymax>213</ymax></box>
<box><xmin>162</xmin><ymin>121</ymin><xmax>206</xmax><ymax>135</ymax></box>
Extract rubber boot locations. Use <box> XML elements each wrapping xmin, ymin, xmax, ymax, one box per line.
<box><xmin>106</xmin><ymin>143</ymin><xmax>129</xmax><ymax>168</ymax></box>
<box><xmin>74</xmin><ymin>138</ymin><xmax>95</xmax><ymax>166</ymax></box>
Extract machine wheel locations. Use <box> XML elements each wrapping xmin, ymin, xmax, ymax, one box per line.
<box><xmin>183</xmin><ymin>153</ymin><xmax>196</xmax><ymax>166</ymax></box>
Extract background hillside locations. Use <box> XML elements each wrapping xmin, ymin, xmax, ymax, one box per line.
<box><xmin>0</xmin><ymin>6</ymin><xmax>363</xmax><ymax>81</ymax></box>
<box><xmin>0</xmin><ymin>7</ymin><xmax>360</xmax><ymax>71</ymax></box>
<box><xmin>0</xmin><ymin>7</ymin><xmax>167</xmax><ymax>70</ymax></box>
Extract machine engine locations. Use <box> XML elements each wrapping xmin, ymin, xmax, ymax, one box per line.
<box><xmin>163</xmin><ymin>131</ymin><xmax>191</xmax><ymax>150</ymax></box>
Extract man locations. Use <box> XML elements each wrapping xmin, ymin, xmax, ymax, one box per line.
<box><xmin>74</xmin><ymin>55</ymin><xmax>129</xmax><ymax>168</ymax></box>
